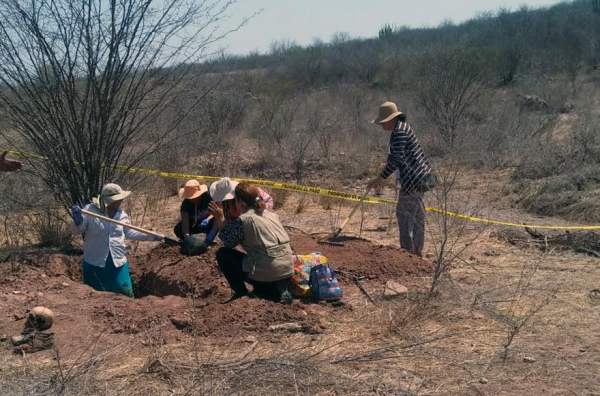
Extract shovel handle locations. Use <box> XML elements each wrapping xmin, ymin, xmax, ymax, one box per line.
<box><xmin>336</xmin><ymin>187</ymin><xmax>372</xmax><ymax>232</ymax></box>
<box><xmin>81</xmin><ymin>209</ymin><xmax>163</xmax><ymax>238</ymax></box>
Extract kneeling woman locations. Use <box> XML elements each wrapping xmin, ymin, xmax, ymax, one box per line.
<box><xmin>209</xmin><ymin>182</ymin><xmax>293</xmax><ymax>304</ymax></box>
<box><xmin>71</xmin><ymin>183</ymin><xmax>163</xmax><ymax>297</ymax></box>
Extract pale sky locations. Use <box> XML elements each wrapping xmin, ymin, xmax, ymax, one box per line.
<box><xmin>215</xmin><ymin>0</ymin><xmax>566</xmax><ymax>55</ymax></box>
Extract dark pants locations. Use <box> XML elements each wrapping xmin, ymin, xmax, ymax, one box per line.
<box><xmin>216</xmin><ymin>247</ymin><xmax>289</xmax><ymax>299</ymax></box>
<box><xmin>173</xmin><ymin>220</ymin><xmax>213</xmax><ymax>240</ymax></box>
<box><xmin>396</xmin><ymin>191</ymin><xmax>426</xmax><ymax>255</ymax></box>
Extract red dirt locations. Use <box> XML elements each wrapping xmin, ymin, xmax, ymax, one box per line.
<box><xmin>128</xmin><ymin>244</ymin><xmax>319</xmax><ymax>336</ymax></box>
<box><xmin>0</xmin><ymin>234</ymin><xmax>430</xmax><ymax>345</ymax></box>
<box><xmin>288</xmin><ymin>234</ymin><xmax>433</xmax><ymax>280</ymax></box>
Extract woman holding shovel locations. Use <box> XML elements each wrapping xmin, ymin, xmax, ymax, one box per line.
<box><xmin>71</xmin><ymin>183</ymin><xmax>165</xmax><ymax>297</ymax></box>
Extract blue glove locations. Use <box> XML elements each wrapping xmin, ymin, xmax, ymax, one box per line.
<box><xmin>199</xmin><ymin>218</ymin><xmax>211</xmax><ymax>228</ymax></box>
<box><xmin>71</xmin><ymin>205</ymin><xmax>83</xmax><ymax>225</ymax></box>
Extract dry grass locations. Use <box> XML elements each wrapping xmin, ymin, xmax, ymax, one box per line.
<box><xmin>1</xmin><ymin>171</ymin><xmax>600</xmax><ymax>395</ymax></box>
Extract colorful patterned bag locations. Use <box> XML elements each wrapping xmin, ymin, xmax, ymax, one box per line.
<box><xmin>289</xmin><ymin>253</ymin><xmax>328</xmax><ymax>298</ymax></box>
<box><xmin>309</xmin><ymin>263</ymin><xmax>343</xmax><ymax>301</ymax></box>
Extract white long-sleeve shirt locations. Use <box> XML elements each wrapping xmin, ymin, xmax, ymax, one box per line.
<box><xmin>72</xmin><ymin>204</ymin><xmax>158</xmax><ymax>268</ymax></box>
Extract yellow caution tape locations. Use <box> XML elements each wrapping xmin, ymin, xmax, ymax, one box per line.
<box><xmin>4</xmin><ymin>147</ymin><xmax>600</xmax><ymax>230</ymax></box>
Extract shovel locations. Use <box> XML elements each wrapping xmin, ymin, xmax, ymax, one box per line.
<box><xmin>318</xmin><ymin>187</ymin><xmax>372</xmax><ymax>247</ymax></box>
<box><xmin>81</xmin><ymin>209</ymin><xmax>182</xmax><ymax>246</ymax></box>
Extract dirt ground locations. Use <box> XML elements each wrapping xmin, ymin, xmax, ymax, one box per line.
<box><xmin>1</xmin><ymin>182</ymin><xmax>600</xmax><ymax>395</ymax></box>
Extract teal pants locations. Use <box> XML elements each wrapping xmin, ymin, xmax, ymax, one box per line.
<box><xmin>83</xmin><ymin>256</ymin><xmax>134</xmax><ymax>298</ymax></box>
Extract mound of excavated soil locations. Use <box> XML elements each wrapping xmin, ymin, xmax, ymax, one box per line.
<box><xmin>288</xmin><ymin>234</ymin><xmax>432</xmax><ymax>280</ymax></box>
<box><xmin>0</xmin><ymin>234</ymin><xmax>430</xmax><ymax>341</ymax></box>
<box><xmin>129</xmin><ymin>233</ymin><xmax>431</xmax><ymax>299</ymax></box>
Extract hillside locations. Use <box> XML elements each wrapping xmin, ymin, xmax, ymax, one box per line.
<box><xmin>1</xmin><ymin>1</ymin><xmax>600</xmax><ymax>395</ymax></box>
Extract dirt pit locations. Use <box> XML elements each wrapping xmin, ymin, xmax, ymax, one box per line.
<box><xmin>0</xmin><ymin>233</ymin><xmax>431</xmax><ymax>340</ymax></box>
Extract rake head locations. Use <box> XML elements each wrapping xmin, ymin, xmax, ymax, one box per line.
<box><xmin>317</xmin><ymin>229</ymin><xmax>345</xmax><ymax>247</ymax></box>
<box><xmin>317</xmin><ymin>239</ymin><xmax>345</xmax><ymax>247</ymax></box>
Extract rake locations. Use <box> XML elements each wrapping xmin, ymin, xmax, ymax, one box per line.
<box><xmin>318</xmin><ymin>187</ymin><xmax>372</xmax><ymax>247</ymax></box>
<box><xmin>81</xmin><ymin>209</ymin><xmax>182</xmax><ymax>246</ymax></box>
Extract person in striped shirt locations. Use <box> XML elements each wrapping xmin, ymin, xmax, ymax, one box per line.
<box><xmin>368</xmin><ymin>102</ymin><xmax>435</xmax><ymax>257</ymax></box>
<box><xmin>71</xmin><ymin>183</ymin><xmax>164</xmax><ymax>297</ymax></box>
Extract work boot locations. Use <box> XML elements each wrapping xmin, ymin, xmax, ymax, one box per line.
<box><xmin>13</xmin><ymin>331</ymin><xmax>54</xmax><ymax>355</ymax></box>
<box><xmin>275</xmin><ymin>280</ymin><xmax>293</xmax><ymax>305</ymax></box>
<box><xmin>280</xmin><ymin>290</ymin><xmax>293</xmax><ymax>305</ymax></box>
<box><xmin>11</xmin><ymin>328</ymin><xmax>34</xmax><ymax>346</ymax></box>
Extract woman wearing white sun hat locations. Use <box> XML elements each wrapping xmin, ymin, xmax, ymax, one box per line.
<box><xmin>71</xmin><ymin>183</ymin><xmax>164</xmax><ymax>297</ymax></box>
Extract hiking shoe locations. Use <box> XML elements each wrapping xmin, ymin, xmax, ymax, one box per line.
<box><xmin>280</xmin><ymin>290</ymin><xmax>293</xmax><ymax>305</ymax></box>
<box><xmin>13</xmin><ymin>331</ymin><xmax>54</xmax><ymax>355</ymax></box>
<box><xmin>11</xmin><ymin>329</ymin><xmax>34</xmax><ymax>346</ymax></box>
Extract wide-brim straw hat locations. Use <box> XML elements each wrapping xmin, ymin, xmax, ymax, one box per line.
<box><xmin>209</xmin><ymin>177</ymin><xmax>239</xmax><ymax>202</ymax></box>
<box><xmin>179</xmin><ymin>179</ymin><xmax>208</xmax><ymax>200</ymax></box>
<box><xmin>372</xmin><ymin>101</ymin><xmax>403</xmax><ymax>124</ymax></box>
<box><xmin>92</xmin><ymin>183</ymin><xmax>131</xmax><ymax>211</ymax></box>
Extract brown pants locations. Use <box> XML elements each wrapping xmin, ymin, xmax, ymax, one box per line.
<box><xmin>396</xmin><ymin>191</ymin><xmax>425</xmax><ymax>255</ymax></box>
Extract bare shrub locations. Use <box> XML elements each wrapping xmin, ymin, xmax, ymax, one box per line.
<box><xmin>28</xmin><ymin>208</ymin><xmax>73</xmax><ymax>248</ymax></box>
<box><xmin>269</xmin><ymin>188</ymin><xmax>291</xmax><ymax>210</ymax></box>
<box><xmin>251</xmin><ymin>81</ymin><xmax>295</xmax><ymax>149</ymax></box>
<box><xmin>346</xmin><ymin>44</ymin><xmax>382</xmax><ymax>85</ymax></box>
<box><xmin>414</xmin><ymin>48</ymin><xmax>493</xmax><ymax>148</ymax></box>
<box><xmin>0</xmin><ymin>0</ymin><xmax>241</xmax><ymax>208</ymax></box>
<box><xmin>319</xmin><ymin>196</ymin><xmax>339</xmax><ymax>211</ymax></box>
<box><xmin>295</xmin><ymin>194</ymin><xmax>311</xmax><ymax>215</ymax></box>
<box><xmin>340</xmin><ymin>84</ymin><xmax>370</xmax><ymax>140</ymax></box>
<box><xmin>560</xmin><ymin>29</ymin><xmax>588</xmax><ymax>94</ymax></box>
<box><xmin>474</xmin><ymin>261</ymin><xmax>556</xmax><ymax>362</ymax></box>
<box><xmin>286</xmin><ymin>40</ymin><xmax>326</xmax><ymax>87</ymax></box>
<box><xmin>313</xmin><ymin>100</ymin><xmax>338</xmax><ymax>161</ymax></box>
<box><xmin>428</xmin><ymin>159</ymin><xmax>489</xmax><ymax>295</ymax></box>
<box><xmin>377</xmin><ymin>54</ymin><xmax>410</xmax><ymax>98</ymax></box>
<box><xmin>462</xmin><ymin>94</ymin><xmax>560</xmax><ymax>170</ymax></box>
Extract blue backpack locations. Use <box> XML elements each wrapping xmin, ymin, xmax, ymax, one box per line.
<box><xmin>309</xmin><ymin>263</ymin><xmax>343</xmax><ymax>301</ymax></box>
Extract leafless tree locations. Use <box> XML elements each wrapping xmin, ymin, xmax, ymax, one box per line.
<box><xmin>287</xmin><ymin>105</ymin><xmax>321</xmax><ymax>183</ymax></box>
<box><xmin>414</xmin><ymin>48</ymin><xmax>492</xmax><ymax>148</ymax></box>
<box><xmin>560</xmin><ymin>30</ymin><xmax>588</xmax><ymax>93</ymax></box>
<box><xmin>0</xmin><ymin>0</ymin><xmax>249</xmax><ymax>208</ymax></box>
<box><xmin>341</xmin><ymin>84</ymin><xmax>370</xmax><ymax>142</ymax></box>
<box><xmin>313</xmin><ymin>104</ymin><xmax>337</xmax><ymax>160</ymax></box>
<box><xmin>428</xmin><ymin>158</ymin><xmax>488</xmax><ymax>295</ymax></box>
<box><xmin>286</xmin><ymin>40</ymin><xmax>326</xmax><ymax>87</ymax></box>
<box><xmin>252</xmin><ymin>83</ymin><xmax>295</xmax><ymax>150</ymax></box>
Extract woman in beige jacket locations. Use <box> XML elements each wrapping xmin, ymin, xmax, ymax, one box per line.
<box><xmin>209</xmin><ymin>182</ymin><xmax>293</xmax><ymax>304</ymax></box>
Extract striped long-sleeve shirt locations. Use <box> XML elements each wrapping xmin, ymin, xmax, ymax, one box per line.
<box><xmin>380</xmin><ymin>121</ymin><xmax>432</xmax><ymax>193</ymax></box>
<box><xmin>72</xmin><ymin>204</ymin><xmax>160</xmax><ymax>268</ymax></box>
